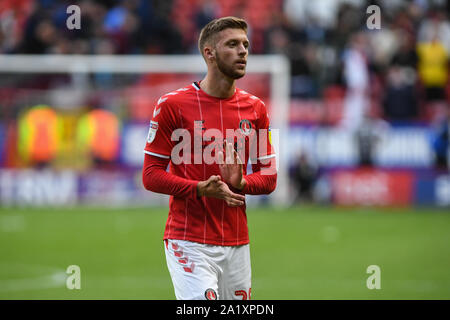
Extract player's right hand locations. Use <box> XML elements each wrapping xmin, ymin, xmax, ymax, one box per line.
<box><xmin>197</xmin><ymin>175</ymin><xmax>245</xmax><ymax>207</ymax></box>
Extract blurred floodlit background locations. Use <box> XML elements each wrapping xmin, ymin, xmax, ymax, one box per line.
<box><xmin>0</xmin><ymin>0</ymin><xmax>449</xmax><ymax>207</ymax></box>
<box><xmin>0</xmin><ymin>0</ymin><xmax>450</xmax><ymax>299</ymax></box>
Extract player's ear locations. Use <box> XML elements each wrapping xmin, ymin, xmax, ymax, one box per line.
<box><xmin>203</xmin><ymin>45</ymin><xmax>215</xmax><ymax>63</ymax></box>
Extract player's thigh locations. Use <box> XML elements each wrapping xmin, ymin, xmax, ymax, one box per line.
<box><xmin>220</xmin><ymin>244</ymin><xmax>252</xmax><ymax>300</ymax></box>
<box><xmin>164</xmin><ymin>239</ymin><xmax>219</xmax><ymax>300</ymax></box>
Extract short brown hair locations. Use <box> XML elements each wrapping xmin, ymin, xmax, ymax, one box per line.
<box><xmin>198</xmin><ymin>17</ymin><xmax>248</xmax><ymax>57</ymax></box>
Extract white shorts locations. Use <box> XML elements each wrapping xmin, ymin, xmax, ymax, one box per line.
<box><xmin>164</xmin><ymin>239</ymin><xmax>251</xmax><ymax>300</ymax></box>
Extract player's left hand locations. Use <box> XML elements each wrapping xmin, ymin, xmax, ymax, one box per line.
<box><xmin>217</xmin><ymin>142</ymin><xmax>247</xmax><ymax>190</ymax></box>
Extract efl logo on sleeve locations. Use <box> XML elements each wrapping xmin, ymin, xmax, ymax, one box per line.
<box><xmin>147</xmin><ymin>121</ymin><xmax>159</xmax><ymax>143</ymax></box>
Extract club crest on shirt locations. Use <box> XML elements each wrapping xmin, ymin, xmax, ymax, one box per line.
<box><xmin>239</xmin><ymin>119</ymin><xmax>252</xmax><ymax>135</ymax></box>
<box><xmin>205</xmin><ymin>288</ymin><xmax>217</xmax><ymax>300</ymax></box>
<box><xmin>147</xmin><ymin>120</ymin><xmax>159</xmax><ymax>143</ymax></box>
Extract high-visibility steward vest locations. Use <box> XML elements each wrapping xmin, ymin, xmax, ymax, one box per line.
<box><xmin>417</xmin><ymin>41</ymin><xmax>448</xmax><ymax>87</ymax></box>
<box><xmin>18</xmin><ymin>105</ymin><xmax>60</xmax><ymax>164</ymax></box>
<box><xmin>77</xmin><ymin>109</ymin><xmax>120</xmax><ymax>162</ymax></box>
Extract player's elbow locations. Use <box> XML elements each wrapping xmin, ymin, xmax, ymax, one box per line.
<box><xmin>142</xmin><ymin>153</ymin><xmax>170</xmax><ymax>193</ymax></box>
<box><xmin>267</xmin><ymin>173</ymin><xmax>277</xmax><ymax>194</ymax></box>
<box><xmin>142</xmin><ymin>166</ymin><xmax>159</xmax><ymax>192</ymax></box>
<box><xmin>259</xmin><ymin>165</ymin><xmax>277</xmax><ymax>194</ymax></box>
<box><xmin>142</xmin><ymin>169</ymin><xmax>153</xmax><ymax>191</ymax></box>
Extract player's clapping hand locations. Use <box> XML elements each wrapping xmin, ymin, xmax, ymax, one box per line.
<box><xmin>197</xmin><ymin>175</ymin><xmax>245</xmax><ymax>207</ymax></box>
<box><xmin>217</xmin><ymin>142</ymin><xmax>247</xmax><ymax>190</ymax></box>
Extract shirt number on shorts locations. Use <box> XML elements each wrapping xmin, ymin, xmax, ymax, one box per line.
<box><xmin>234</xmin><ymin>288</ymin><xmax>251</xmax><ymax>300</ymax></box>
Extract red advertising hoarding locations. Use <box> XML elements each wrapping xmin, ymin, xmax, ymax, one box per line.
<box><xmin>331</xmin><ymin>168</ymin><xmax>414</xmax><ymax>206</ymax></box>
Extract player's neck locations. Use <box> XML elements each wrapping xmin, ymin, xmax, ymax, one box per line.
<box><xmin>200</xmin><ymin>73</ymin><xmax>236</xmax><ymax>99</ymax></box>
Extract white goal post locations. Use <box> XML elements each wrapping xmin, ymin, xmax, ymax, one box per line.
<box><xmin>0</xmin><ymin>54</ymin><xmax>290</xmax><ymax>206</ymax></box>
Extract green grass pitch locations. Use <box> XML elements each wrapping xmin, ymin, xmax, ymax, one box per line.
<box><xmin>1</xmin><ymin>205</ymin><xmax>449</xmax><ymax>299</ymax></box>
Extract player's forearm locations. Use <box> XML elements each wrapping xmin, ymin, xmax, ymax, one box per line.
<box><xmin>240</xmin><ymin>157</ymin><xmax>277</xmax><ymax>195</ymax></box>
<box><xmin>241</xmin><ymin>172</ymin><xmax>277</xmax><ymax>195</ymax></box>
<box><xmin>142</xmin><ymin>154</ymin><xmax>198</xmax><ymax>198</ymax></box>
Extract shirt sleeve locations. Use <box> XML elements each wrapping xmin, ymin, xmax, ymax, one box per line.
<box><xmin>253</xmin><ymin>100</ymin><xmax>276</xmax><ymax>162</ymax></box>
<box><xmin>142</xmin><ymin>153</ymin><xmax>198</xmax><ymax>199</ymax></box>
<box><xmin>242</xmin><ymin>100</ymin><xmax>277</xmax><ymax>195</ymax></box>
<box><xmin>142</xmin><ymin>97</ymin><xmax>199</xmax><ymax>199</ymax></box>
<box><xmin>144</xmin><ymin>98</ymin><xmax>177</xmax><ymax>159</ymax></box>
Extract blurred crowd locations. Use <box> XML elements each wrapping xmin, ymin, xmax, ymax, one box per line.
<box><xmin>1</xmin><ymin>0</ymin><xmax>450</xmax><ymax>197</ymax></box>
<box><xmin>1</xmin><ymin>0</ymin><xmax>450</xmax><ymax>120</ymax></box>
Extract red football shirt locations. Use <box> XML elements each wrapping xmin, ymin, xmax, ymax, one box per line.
<box><xmin>143</xmin><ymin>81</ymin><xmax>276</xmax><ymax>246</ymax></box>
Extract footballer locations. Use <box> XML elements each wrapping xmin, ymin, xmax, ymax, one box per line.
<box><xmin>142</xmin><ymin>17</ymin><xmax>277</xmax><ymax>300</ymax></box>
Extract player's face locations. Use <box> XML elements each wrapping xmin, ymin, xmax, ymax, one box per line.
<box><xmin>214</xmin><ymin>28</ymin><xmax>249</xmax><ymax>79</ymax></box>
